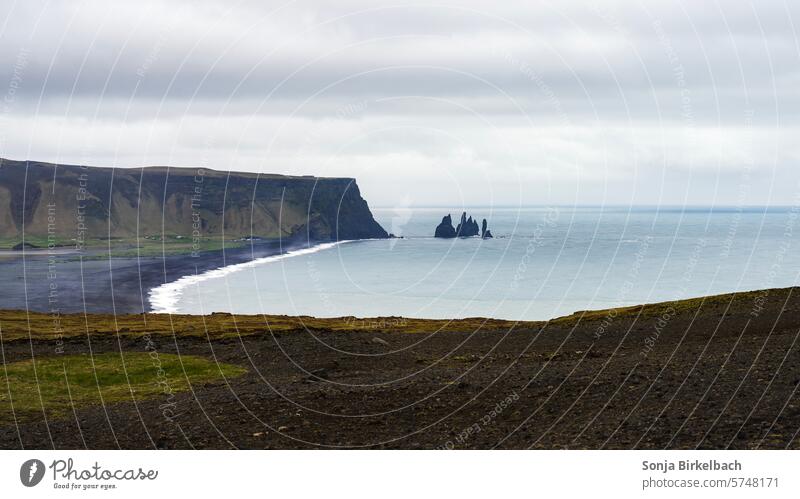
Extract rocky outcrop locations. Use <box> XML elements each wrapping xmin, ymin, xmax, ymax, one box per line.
<box><xmin>455</xmin><ymin>212</ymin><xmax>480</xmax><ymax>237</ymax></box>
<box><xmin>0</xmin><ymin>157</ymin><xmax>389</xmax><ymax>245</ymax></box>
<box><xmin>435</xmin><ymin>212</ymin><xmax>492</xmax><ymax>239</ymax></box>
<box><xmin>434</xmin><ymin>214</ymin><xmax>457</xmax><ymax>238</ymax></box>
<box><xmin>481</xmin><ymin>219</ymin><xmax>493</xmax><ymax>239</ymax></box>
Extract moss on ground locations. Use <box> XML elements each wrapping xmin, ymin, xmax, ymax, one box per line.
<box><xmin>551</xmin><ymin>288</ymin><xmax>771</xmax><ymax>324</ymax></box>
<box><xmin>0</xmin><ymin>352</ymin><xmax>247</xmax><ymax>423</ymax></box>
<box><xmin>0</xmin><ymin>236</ymin><xmax>245</xmax><ymax>258</ymax></box>
<box><xmin>0</xmin><ymin>287</ymin><xmax>792</xmax><ymax>342</ymax></box>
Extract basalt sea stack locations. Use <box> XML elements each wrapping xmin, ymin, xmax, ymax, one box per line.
<box><xmin>455</xmin><ymin>212</ymin><xmax>480</xmax><ymax>237</ymax></box>
<box><xmin>481</xmin><ymin>219</ymin><xmax>493</xmax><ymax>239</ymax></box>
<box><xmin>435</xmin><ymin>212</ymin><xmax>491</xmax><ymax>239</ymax></box>
<box><xmin>434</xmin><ymin>214</ymin><xmax>457</xmax><ymax>238</ymax></box>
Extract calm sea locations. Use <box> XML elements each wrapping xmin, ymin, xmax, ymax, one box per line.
<box><xmin>150</xmin><ymin>206</ymin><xmax>800</xmax><ymax>320</ymax></box>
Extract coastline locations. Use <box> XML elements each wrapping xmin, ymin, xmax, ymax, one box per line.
<box><xmin>148</xmin><ymin>240</ymin><xmax>353</xmax><ymax>314</ymax></box>
<box><xmin>0</xmin><ymin>239</ymin><xmax>314</xmax><ymax>315</ymax></box>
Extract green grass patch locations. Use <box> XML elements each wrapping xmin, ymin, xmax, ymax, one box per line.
<box><xmin>0</xmin><ymin>236</ymin><xmax>245</xmax><ymax>257</ymax></box>
<box><xmin>551</xmin><ymin>288</ymin><xmax>769</xmax><ymax>324</ymax></box>
<box><xmin>0</xmin><ymin>352</ymin><xmax>247</xmax><ymax>424</ymax></box>
<box><xmin>0</xmin><ymin>236</ymin><xmax>72</xmax><ymax>250</ymax></box>
<box><xmin>87</xmin><ymin>237</ymin><xmax>246</xmax><ymax>258</ymax></box>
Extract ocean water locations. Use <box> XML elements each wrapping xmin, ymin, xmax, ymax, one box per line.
<box><xmin>150</xmin><ymin>206</ymin><xmax>800</xmax><ymax>321</ymax></box>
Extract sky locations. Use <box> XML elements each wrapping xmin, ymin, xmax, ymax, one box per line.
<box><xmin>0</xmin><ymin>0</ymin><xmax>798</xmax><ymax>207</ymax></box>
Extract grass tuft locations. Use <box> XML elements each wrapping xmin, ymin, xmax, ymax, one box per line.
<box><xmin>0</xmin><ymin>352</ymin><xmax>246</xmax><ymax>423</ymax></box>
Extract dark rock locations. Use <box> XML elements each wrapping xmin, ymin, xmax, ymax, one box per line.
<box><xmin>481</xmin><ymin>218</ymin><xmax>493</xmax><ymax>238</ymax></box>
<box><xmin>436</xmin><ymin>212</ymin><xmax>491</xmax><ymax>238</ymax></box>
<box><xmin>371</xmin><ymin>337</ymin><xmax>390</xmax><ymax>347</ymax></box>
<box><xmin>11</xmin><ymin>242</ymin><xmax>39</xmax><ymax>251</ymax></box>
<box><xmin>303</xmin><ymin>368</ymin><xmax>330</xmax><ymax>383</ymax></box>
<box><xmin>434</xmin><ymin>214</ymin><xmax>457</xmax><ymax>238</ymax></box>
<box><xmin>455</xmin><ymin>212</ymin><xmax>480</xmax><ymax>237</ymax></box>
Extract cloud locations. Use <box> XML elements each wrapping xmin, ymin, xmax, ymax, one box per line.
<box><xmin>0</xmin><ymin>0</ymin><xmax>798</xmax><ymax>206</ymax></box>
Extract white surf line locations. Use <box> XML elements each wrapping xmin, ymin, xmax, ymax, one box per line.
<box><xmin>148</xmin><ymin>240</ymin><xmax>352</xmax><ymax>314</ymax></box>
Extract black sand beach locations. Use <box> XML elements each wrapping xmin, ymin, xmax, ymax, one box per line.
<box><xmin>0</xmin><ymin>240</ymin><xmax>304</xmax><ymax>314</ymax></box>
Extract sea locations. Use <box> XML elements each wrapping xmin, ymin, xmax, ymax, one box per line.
<box><xmin>149</xmin><ymin>206</ymin><xmax>800</xmax><ymax>321</ymax></box>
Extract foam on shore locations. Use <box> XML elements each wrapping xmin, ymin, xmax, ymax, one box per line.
<box><xmin>148</xmin><ymin>241</ymin><xmax>350</xmax><ymax>314</ymax></box>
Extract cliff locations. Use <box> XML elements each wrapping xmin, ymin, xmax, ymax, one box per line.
<box><xmin>0</xmin><ymin>158</ymin><xmax>388</xmax><ymax>247</ymax></box>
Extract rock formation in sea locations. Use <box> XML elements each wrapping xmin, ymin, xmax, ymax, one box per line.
<box><xmin>435</xmin><ymin>212</ymin><xmax>491</xmax><ymax>238</ymax></box>
<box><xmin>455</xmin><ymin>212</ymin><xmax>480</xmax><ymax>237</ymax></box>
<box><xmin>434</xmin><ymin>214</ymin><xmax>457</xmax><ymax>238</ymax></box>
<box><xmin>481</xmin><ymin>219</ymin><xmax>493</xmax><ymax>239</ymax></box>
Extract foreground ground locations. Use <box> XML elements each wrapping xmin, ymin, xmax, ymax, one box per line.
<box><xmin>1</xmin><ymin>287</ymin><xmax>799</xmax><ymax>449</ymax></box>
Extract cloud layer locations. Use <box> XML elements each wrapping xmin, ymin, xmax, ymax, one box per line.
<box><xmin>1</xmin><ymin>0</ymin><xmax>798</xmax><ymax>206</ymax></box>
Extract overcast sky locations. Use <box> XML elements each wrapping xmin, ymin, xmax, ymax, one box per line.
<box><xmin>0</xmin><ymin>0</ymin><xmax>798</xmax><ymax>207</ymax></box>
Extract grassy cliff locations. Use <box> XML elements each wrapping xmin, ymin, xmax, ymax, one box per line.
<box><xmin>0</xmin><ymin>158</ymin><xmax>388</xmax><ymax>249</ymax></box>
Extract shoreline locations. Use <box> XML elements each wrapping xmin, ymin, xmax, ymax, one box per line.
<box><xmin>0</xmin><ymin>285</ymin><xmax>788</xmax><ymax>339</ymax></box>
<box><xmin>0</xmin><ymin>239</ymin><xmax>313</xmax><ymax>315</ymax></box>
<box><xmin>148</xmin><ymin>240</ymin><xmax>353</xmax><ymax>314</ymax></box>
<box><xmin>0</xmin><ymin>238</ymin><xmax>785</xmax><ymax>321</ymax></box>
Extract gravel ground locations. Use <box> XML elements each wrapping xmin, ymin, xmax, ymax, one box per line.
<box><xmin>1</xmin><ymin>287</ymin><xmax>799</xmax><ymax>449</ymax></box>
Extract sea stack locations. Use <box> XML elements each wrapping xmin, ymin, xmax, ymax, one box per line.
<box><xmin>455</xmin><ymin>212</ymin><xmax>480</xmax><ymax>237</ymax></box>
<box><xmin>434</xmin><ymin>214</ymin><xmax>457</xmax><ymax>238</ymax></box>
<box><xmin>435</xmin><ymin>212</ymin><xmax>491</xmax><ymax>238</ymax></box>
<box><xmin>481</xmin><ymin>219</ymin><xmax>493</xmax><ymax>239</ymax></box>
